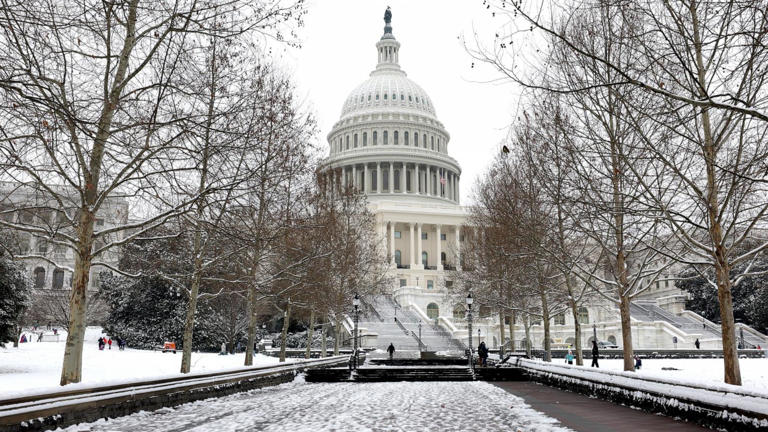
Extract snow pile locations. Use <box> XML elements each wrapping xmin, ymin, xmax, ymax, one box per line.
<box><xmin>0</xmin><ymin>327</ymin><xmax>288</xmax><ymax>399</ymax></box>
<box><xmin>59</xmin><ymin>379</ymin><xmax>572</xmax><ymax>431</ymax></box>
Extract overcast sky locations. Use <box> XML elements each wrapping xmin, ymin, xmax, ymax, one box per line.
<box><xmin>276</xmin><ymin>1</ymin><xmax>523</xmax><ymax>203</ymax></box>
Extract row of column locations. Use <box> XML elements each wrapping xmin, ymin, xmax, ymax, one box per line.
<box><xmin>325</xmin><ymin>162</ymin><xmax>460</xmax><ymax>203</ymax></box>
<box><xmin>385</xmin><ymin>221</ymin><xmax>461</xmax><ymax>271</ymax></box>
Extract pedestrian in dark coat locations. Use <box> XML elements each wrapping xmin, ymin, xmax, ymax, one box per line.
<box><xmin>634</xmin><ymin>355</ymin><xmax>642</xmax><ymax>370</ymax></box>
<box><xmin>98</xmin><ymin>337</ymin><xmax>105</xmax><ymax>351</ymax></box>
<box><xmin>694</xmin><ymin>338</ymin><xmax>700</xmax><ymax>349</ymax></box>
<box><xmin>478</xmin><ymin>342</ymin><xmax>489</xmax><ymax>367</ymax></box>
<box><xmin>591</xmin><ymin>340</ymin><xmax>600</xmax><ymax>368</ymax></box>
<box><xmin>387</xmin><ymin>343</ymin><xmax>395</xmax><ymax>360</ymax></box>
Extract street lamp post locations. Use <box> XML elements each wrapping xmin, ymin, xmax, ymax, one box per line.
<box><xmin>592</xmin><ymin>323</ymin><xmax>597</xmax><ymax>343</ymax></box>
<box><xmin>466</xmin><ymin>293</ymin><xmax>474</xmax><ymax>371</ymax></box>
<box><xmin>418</xmin><ymin>320</ymin><xmax>422</xmax><ymax>351</ymax></box>
<box><xmin>353</xmin><ymin>293</ymin><xmax>360</xmax><ymax>369</ymax></box>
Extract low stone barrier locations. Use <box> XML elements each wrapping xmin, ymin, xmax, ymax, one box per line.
<box><xmin>0</xmin><ymin>356</ymin><xmax>347</xmax><ymax>432</ymax></box>
<box><xmin>492</xmin><ymin>348</ymin><xmax>767</xmax><ymax>359</ymax></box>
<box><xmin>513</xmin><ymin>358</ymin><xmax>768</xmax><ymax>431</ymax></box>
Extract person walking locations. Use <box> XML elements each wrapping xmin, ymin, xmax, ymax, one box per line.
<box><xmin>108</xmin><ymin>338</ymin><xmax>113</xmax><ymax>350</ymax></box>
<box><xmin>565</xmin><ymin>349</ymin><xmax>574</xmax><ymax>365</ymax></box>
<box><xmin>591</xmin><ymin>340</ymin><xmax>600</xmax><ymax>368</ymax></box>
<box><xmin>98</xmin><ymin>337</ymin><xmax>105</xmax><ymax>351</ymax></box>
<box><xmin>387</xmin><ymin>343</ymin><xmax>396</xmax><ymax>361</ymax></box>
<box><xmin>478</xmin><ymin>341</ymin><xmax>489</xmax><ymax>367</ymax></box>
<box><xmin>634</xmin><ymin>355</ymin><xmax>642</xmax><ymax>370</ymax></box>
<box><xmin>694</xmin><ymin>338</ymin><xmax>700</xmax><ymax>349</ymax></box>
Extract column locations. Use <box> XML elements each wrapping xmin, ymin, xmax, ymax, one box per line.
<box><xmin>436</xmin><ymin>224</ymin><xmax>442</xmax><ymax>270</ymax></box>
<box><xmin>416</xmin><ymin>223</ymin><xmax>423</xmax><ymax>269</ymax></box>
<box><xmin>426</xmin><ymin>166</ymin><xmax>432</xmax><ymax>196</ymax></box>
<box><xmin>389</xmin><ymin>221</ymin><xmax>395</xmax><ymax>266</ymax></box>
<box><xmin>409</xmin><ymin>223</ymin><xmax>415</xmax><ymax>267</ymax></box>
<box><xmin>363</xmin><ymin>163</ymin><xmax>368</xmax><ymax>193</ymax></box>
<box><xmin>377</xmin><ymin>162</ymin><xmax>382</xmax><ymax>193</ymax></box>
<box><xmin>415</xmin><ymin>164</ymin><xmax>420</xmax><ymax>194</ymax></box>
<box><xmin>352</xmin><ymin>165</ymin><xmax>357</xmax><ymax>190</ymax></box>
<box><xmin>455</xmin><ymin>225</ymin><xmax>461</xmax><ymax>270</ymax></box>
<box><xmin>456</xmin><ymin>176</ymin><xmax>460</xmax><ymax>204</ymax></box>
<box><xmin>389</xmin><ymin>162</ymin><xmax>394</xmax><ymax>193</ymax></box>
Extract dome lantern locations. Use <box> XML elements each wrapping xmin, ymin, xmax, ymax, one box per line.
<box><xmin>375</xmin><ymin>7</ymin><xmax>401</xmax><ymax>73</ymax></box>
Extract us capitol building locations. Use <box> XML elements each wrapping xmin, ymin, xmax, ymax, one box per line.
<box><xmin>319</xmin><ymin>9</ymin><xmax>767</xmax><ymax>352</ymax></box>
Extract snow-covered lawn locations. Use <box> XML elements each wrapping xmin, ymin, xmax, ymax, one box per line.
<box><xmin>596</xmin><ymin>357</ymin><xmax>768</xmax><ymax>394</ymax></box>
<box><xmin>60</xmin><ymin>376</ymin><xmax>571</xmax><ymax>432</ymax></box>
<box><xmin>0</xmin><ymin>327</ymin><xmax>286</xmax><ymax>399</ymax></box>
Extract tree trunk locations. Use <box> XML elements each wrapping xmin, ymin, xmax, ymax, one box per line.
<box><xmin>279</xmin><ymin>304</ymin><xmax>291</xmax><ymax>363</ymax></box>
<box><xmin>715</xmin><ymin>262</ymin><xmax>741</xmax><ymax>385</ymax></box>
<box><xmin>498</xmin><ymin>310</ymin><xmax>506</xmax><ymax>359</ymax></box>
<box><xmin>570</xmin><ymin>299</ymin><xmax>583</xmax><ymax>366</ymax></box>
<box><xmin>320</xmin><ymin>321</ymin><xmax>327</xmax><ymax>358</ymax></box>
<box><xmin>244</xmin><ymin>284</ymin><xmax>256</xmax><ymax>366</ymax></box>
<box><xmin>333</xmin><ymin>318</ymin><xmax>340</xmax><ymax>356</ymax></box>
<box><xmin>619</xmin><ymin>295</ymin><xmax>634</xmax><ymax>371</ymax></box>
<box><xmin>60</xmin><ymin>215</ymin><xmax>94</xmax><ymax>385</ymax></box>
<box><xmin>509</xmin><ymin>312</ymin><xmax>515</xmax><ymax>351</ymax></box>
<box><xmin>523</xmin><ymin>315</ymin><xmax>532</xmax><ymax>358</ymax></box>
<box><xmin>13</xmin><ymin>324</ymin><xmax>20</xmax><ymax>348</ymax></box>
<box><xmin>305</xmin><ymin>309</ymin><xmax>315</xmax><ymax>359</ymax></box>
<box><xmin>180</xmin><ymin>229</ymin><xmax>204</xmax><ymax>373</ymax></box>
<box><xmin>540</xmin><ymin>294</ymin><xmax>551</xmax><ymax>362</ymax></box>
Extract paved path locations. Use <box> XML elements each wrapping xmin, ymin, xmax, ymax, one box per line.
<box><xmin>494</xmin><ymin>381</ymin><xmax>709</xmax><ymax>432</ymax></box>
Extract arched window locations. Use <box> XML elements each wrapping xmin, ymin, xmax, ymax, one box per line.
<box><xmin>373</xmin><ymin>131</ymin><xmax>378</xmax><ymax>145</ymax></box>
<box><xmin>52</xmin><ymin>269</ymin><xmax>64</xmax><ymax>290</ymax></box>
<box><xmin>578</xmin><ymin>307</ymin><xmax>589</xmax><ymax>324</ymax></box>
<box><xmin>363</xmin><ymin>132</ymin><xmax>368</xmax><ymax>146</ymax></box>
<box><xmin>368</xmin><ymin>94</ymin><xmax>371</xmax><ymax>101</ymax></box>
<box><xmin>392</xmin><ymin>93</ymin><xmax>396</xmax><ymax>100</ymax></box>
<box><xmin>384</xmin><ymin>93</ymin><xmax>388</xmax><ymax>100</ymax></box>
<box><xmin>33</xmin><ymin>267</ymin><xmax>46</xmax><ymax>288</ymax></box>
<box><xmin>400</xmin><ymin>93</ymin><xmax>404</xmax><ymax>101</ymax></box>
<box><xmin>440</xmin><ymin>252</ymin><xmax>446</xmax><ymax>265</ymax></box>
<box><xmin>431</xmin><ymin>136</ymin><xmax>434</xmax><ymax>150</ymax></box>
<box><xmin>409</xmin><ymin>95</ymin><xmax>413</xmax><ymax>102</ymax></box>
<box><xmin>345</xmin><ymin>135</ymin><xmax>349</xmax><ymax>150</ymax></box>
<box><xmin>413</xmin><ymin>132</ymin><xmax>417</xmax><ymax>146</ymax></box>
<box><xmin>453</xmin><ymin>304</ymin><xmax>465</xmax><ymax>320</ymax></box>
<box><xmin>426</xmin><ymin>303</ymin><xmax>439</xmax><ymax>319</ymax></box>
<box><xmin>404</xmin><ymin>131</ymin><xmax>409</xmax><ymax>146</ymax></box>
<box><xmin>421</xmin><ymin>251</ymin><xmax>428</xmax><ymax>267</ymax></box>
<box><xmin>371</xmin><ymin>169</ymin><xmax>377</xmax><ymax>191</ymax></box>
<box><xmin>608</xmin><ymin>335</ymin><xmax>617</xmax><ymax>345</ymax></box>
<box><xmin>394</xmin><ymin>169</ymin><xmax>400</xmax><ymax>190</ymax></box>
<box><xmin>37</xmin><ymin>239</ymin><xmax>48</xmax><ymax>254</ymax></box>
<box><xmin>565</xmin><ymin>337</ymin><xmax>575</xmax><ymax>347</ymax></box>
<box><xmin>423</xmin><ymin>134</ymin><xmax>427</xmax><ymax>148</ymax></box>
<box><xmin>394</xmin><ymin>250</ymin><xmax>401</xmax><ymax>266</ymax></box>
<box><xmin>354</xmin><ymin>134</ymin><xmax>358</xmax><ymax>148</ymax></box>
<box><xmin>394</xmin><ymin>131</ymin><xmax>399</xmax><ymax>145</ymax></box>
<box><xmin>554</xmin><ymin>313</ymin><xmax>565</xmax><ymax>325</ymax></box>
<box><xmin>382</xmin><ymin>169</ymin><xmax>389</xmax><ymax>190</ymax></box>
<box><xmin>383</xmin><ymin>131</ymin><xmax>389</xmax><ymax>145</ymax></box>
<box><xmin>376</xmin><ymin>93</ymin><xmax>379</xmax><ymax>100</ymax></box>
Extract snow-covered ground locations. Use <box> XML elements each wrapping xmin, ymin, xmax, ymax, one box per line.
<box><xmin>596</xmin><ymin>357</ymin><xmax>768</xmax><ymax>394</ymax></box>
<box><xmin>0</xmin><ymin>327</ymin><xmax>286</xmax><ymax>399</ymax></box>
<box><xmin>59</xmin><ymin>376</ymin><xmax>572</xmax><ymax>432</ymax></box>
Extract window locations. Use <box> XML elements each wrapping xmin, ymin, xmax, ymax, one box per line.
<box><xmin>440</xmin><ymin>252</ymin><xmax>446</xmax><ymax>265</ymax></box>
<box><xmin>37</xmin><ymin>239</ymin><xmax>48</xmax><ymax>254</ymax></box>
<box><xmin>52</xmin><ymin>269</ymin><xmax>64</xmax><ymax>290</ymax></box>
<box><xmin>373</xmin><ymin>131</ymin><xmax>378</xmax><ymax>145</ymax></box>
<box><xmin>371</xmin><ymin>170</ymin><xmax>377</xmax><ymax>190</ymax></box>
<box><xmin>383</xmin><ymin>131</ymin><xmax>388</xmax><ymax>145</ymax></box>
<box><xmin>404</xmin><ymin>131</ymin><xmax>409</xmax><ymax>145</ymax></box>
<box><xmin>400</xmin><ymin>93</ymin><xmax>404</xmax><ymax>100</ymax></box>
<box><xmin>431</xmin><ymin>136</ymin><xmax>434</xmax><ymax>150</ymax></box>
<box><xmin>608</xmin><ymin>335</ymin><xmax>617</xmax><ymax>345</ymax></box>
<box><xmin>33</xmin><ymin>267</ymin><xmax>46</xmax><ymax>288</ymax></box>
<box><xmin>409</xmin><ymin>95</ymin><xmax>412</xmax><ymax>102</ymax></box>
<box><xmin>376</xmin><ymin>94</ymin><xmax>379</xmax><ymax>100</ymax></box>
<box><xmin>405</xmin><ymin>169</ymin><xmax>411</xmax><ymax>190</ymax></box>
<box><xmin>413</xmin><ymin>133</ymin><xmax>418</xmax><ymax>146</ymax></box>
<box><xmin>345</xmin><ymin>135</ymin><xmax>349</xmax><ymax>150</ymax></box>
<box><xmin>384</xmin><ymin>93</ymin><xmax>387</xmax><ymax>100</ymax></box>
<box><xmin>399</xmin><ymin>279</ymin><xmax>407</xmax><ymax>287</ymax></box>
<box><xmin>578</xmin><ymin>307</ymin><xmax>589</xmax><ymax>324</ymax></box>
<box><xmin>394</xmin><ymin>250</ymin><xmax>402</xmax><ymax>266</ymax></box>
<box><xmin>394</xmin><ymin>230</ymin><xmax>401</xmax><ymax>239</ymax></box>
<box><xmin>422</xmin><ymin>251</ymin><xmax>428</xmax><ymax>267</ymax></box>
<box><xmin>383</xmin><ymin>169</ymin><xmax>389</xmax><ymax>189</ymax></box>
<box><xmin>416</xmin><ymin>97</ymin><xmax>419</xmax><ymax>103</ymax></box>
<box><xmin>445</xmin><ymin>280</ymin><xmax>453</xmax><ymax>288</ymax></box>
<box><xmin>422</xmin><ymin>134</ymin><xmax>427</xmax><ymax>148</ymax></box>
<box><xmin>453</xmin><ymin>304</ymin><xmax>465</xmax><ymax>320</ymax></box>
<box><xmin>368</xmin><ymin>94</ymin><xmax>371</xmax><ymax>101</ymax></box>
<box><xmin>392</xmin><ymin>93</ymin><xmax>396</xmax><ymax>100</ymax></box>
<box><xmin>363</xmin><ymin>132</ymin><xmax>367</xmax><ymax>146</ymax></box>
<box><xmin>440</xmin><ymin>233</ymin><xmax>446</xmax><ymax>240</ymax></box>
<box><xmin>426</xmin><ymin>302</ymin><xmax>439</xmax><ymax>318</ymax></box>
<box><xmin>394</xmin><ymin>131</ymin><xmax>399</xmax><ymax>145</ymax></box>
<box><xmin>96</xmin><ymin>218</ymin><xmax>104</xmax><ymax>227</ymax></box>
<box><xmin>554</xmin><ymin>313</ymin><xmax>565</xmax><ymax>325</ymax></box>
<box><xmin>421</xmin><ymin>233</ymin><xmax>427</xmax><ymax>240</ymax></box>
<box><xmin>427</xmin><ymin>280</ymin><xmax>434</xmax><ymax>290</ymax></box>
<box><xmin>354</xmin><ymin>134</ymin><xmax>358</xmax><ymax>148</ymax></box>
<box><xmin>394</xmin><ymin>169</ymin><xmax>400</xmax><ymax>190</ymax></box>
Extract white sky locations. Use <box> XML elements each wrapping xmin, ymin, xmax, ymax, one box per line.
<box><xmin>275</xmin><ymin>0</ymin><xmax>523</xmax><ymax>204</ymax></box>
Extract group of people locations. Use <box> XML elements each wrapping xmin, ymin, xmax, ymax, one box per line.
<box><xmin>98</xmin><ymin>336</ymin><xmax>126</xmax><ymax>350</ymax></box>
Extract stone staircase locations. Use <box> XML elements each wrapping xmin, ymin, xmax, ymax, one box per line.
<box><xmin>361</xmin><ymin>295</ymin><xmax>465</xmax><ymax>352</ymax></box>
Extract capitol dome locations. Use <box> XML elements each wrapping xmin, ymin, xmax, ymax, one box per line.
<box><xmin>321</xmin><ymin>8</ymin><xmax>462</xmax><ymax>206</ymax></box>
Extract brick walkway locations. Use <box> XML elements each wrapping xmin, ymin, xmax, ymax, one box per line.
<box><xmin>494</xmin><ymin>381</ymin><xmax>709</xmax><ymax>431</ymax></box>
